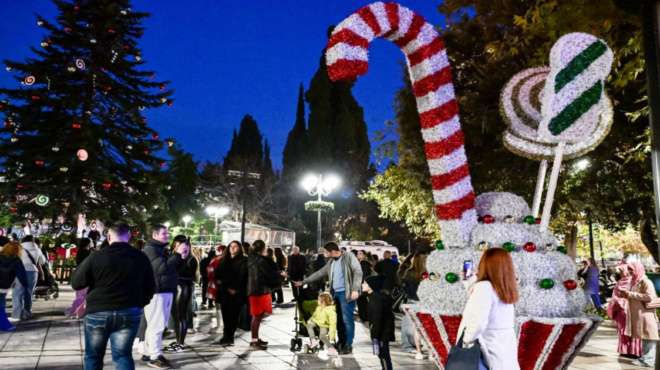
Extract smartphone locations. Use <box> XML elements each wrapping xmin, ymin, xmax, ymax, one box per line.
<box><xmin>463</xmin><ymin>260</ymin><xmax>474</xmax><ymax>279</ymax></box>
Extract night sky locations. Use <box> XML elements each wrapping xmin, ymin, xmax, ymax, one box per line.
<box><xmin>0</xmin><ymin>1</ymin><xmax>446</xmax><ymax>170</ymax></box>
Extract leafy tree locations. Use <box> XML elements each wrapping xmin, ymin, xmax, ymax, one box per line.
<box><xmin>159</xmin><ymin>142</ymin><xmax>200</xmax><ymax>225</ymax></box>
<box><xmin>0</xmin><ymin>0</ymin><xmax>172</xmax><ymax>227</ymax></box>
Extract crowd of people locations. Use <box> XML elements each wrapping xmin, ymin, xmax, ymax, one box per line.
<box><xmin>2</xmin><ymin>225</ymin><xmax>660</xmax><ymax>369</ymax></box>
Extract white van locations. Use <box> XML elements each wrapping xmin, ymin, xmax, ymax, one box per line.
<box><xmin>339</xmin><ymin>240</ymin><xmax>399</xmax><ymax>260</ymax></box>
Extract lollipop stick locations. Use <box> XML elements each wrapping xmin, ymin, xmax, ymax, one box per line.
<box><xmin>532</xmin><ymin>159</ymin><xmax>548</xmax><ymax>218</ymax></box>
<box><xmin>540</xmin><ymin>142</ymin><xmax>565</xmax><ymax>231</ymax></box>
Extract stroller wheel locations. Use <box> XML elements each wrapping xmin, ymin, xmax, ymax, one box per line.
<box><xmin>304</xmin><ymin>344</ymin><xmax>310</xmax><ymax>353</ymax></box>
<box><xmin>296</xmin><ymin>338</ymin><xmax>303</xmax><ymax>348</ymax></box>
<box><xmin>319</xmin><ymin>341</ymin><xmax>324</xmax><ymax>349</ymax></box>
<box><xmin>44</xmin><ymin>295</ymin><xmax>50</xmax><ymax>301</ymax></box>
<box><xmin>290</xmin><ymin>338</ymin><xmax>297</xmax><ymax>350</ymax></box>
<box><xmin>53</xmin><ymin>292</ymin><xmax>59</xmax><ymax>299</ymax></box>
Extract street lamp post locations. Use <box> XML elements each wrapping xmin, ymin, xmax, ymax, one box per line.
<box><xmin>182</xmin><ymin>215</ymin><xmax>192</xmax><ymax>230</ymax></box>
<box><xmin>302</xmin><ymin>174</ymin><xmax>340</xmax><ymax>249</ymax></box>
<box><xmin>586</xmin><ymin>208</ymin><xmax>595</xmax><ymax>260</ymax></box>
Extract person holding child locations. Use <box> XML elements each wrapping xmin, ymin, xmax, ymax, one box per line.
<box><xmin>362</xmin><ymin>275</ymin><xmax>395</xmax><ymax>370</ymax></box>
<box><xmin>306</xmin><ymin>292</ymin><xmax>338</xmax><ymax>356</ymax></box>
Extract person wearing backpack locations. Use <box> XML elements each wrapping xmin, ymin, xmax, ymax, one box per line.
<box><xmin>11</xmin><ymin>235</ymin><xmax>45</xmax><ymax>321</ymax></box>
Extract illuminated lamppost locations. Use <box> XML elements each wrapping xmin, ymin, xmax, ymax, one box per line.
<box><xmin>182</xmin><ymin>215</ymin><xmax>192</xmax><ymax>230</ymax></box>
<box><xmin>302</xmin><ymin>174</ymin><xmax>340</xmax><ymax>249</ymax></box>
<box><xmin>206</xmin><ymin>206</ymin><xmax>229</xmax><ymax>242</ymax></box>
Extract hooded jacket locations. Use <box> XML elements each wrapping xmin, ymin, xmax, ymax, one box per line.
<box><xmin>0</xmin><ymin>255</ymin><xmax>27</xmax><ymax>292</ymax></box>
<box><xmin>142</xmin><ymin>238</ymin><xmax>182</xmax><ymax>294</ymax></box>
<box><xmin>247</xmin><ymin>254</ymin><xmax>281</xmax><ymax>296</ymax></box>
<box><xmin>303</xmin><ymin>251</ymin><xmax>363</xmax><ymax>301</ymax></box>
<box><xmin>365</xmin><ymin>275</ymin><xmax>395</xmax><ymax>342</ymax></box>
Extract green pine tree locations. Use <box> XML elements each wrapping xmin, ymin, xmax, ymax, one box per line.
<box><xmin>0</xmin><ymin>0</ymin><xmax>173</xmax><ymax>227</ymax></box>
<box><xmin>223</xmin><ymin>114</ymin><xmax>263</xmax><ymax>171</ymax></box>
<box><xmin>282</xmin><ymin>83</ymin><xmax>308</xmax><ymax>180</ymax></box>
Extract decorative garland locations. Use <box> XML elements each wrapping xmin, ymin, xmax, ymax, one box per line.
<box><xmin>304</xmin><ymin>200</ymin><xmax>334</xmax><ymax>212</ymax></box>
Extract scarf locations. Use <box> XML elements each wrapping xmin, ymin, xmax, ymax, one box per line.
<box><xmin>624</xmin><ymin>262</ymin><xmax>647</xmax><ymax>337</ymax></box>
<box><xmin>606</xmin><ymin>264</ymin><xmax>631</xmax><ymax>322</ymax></box>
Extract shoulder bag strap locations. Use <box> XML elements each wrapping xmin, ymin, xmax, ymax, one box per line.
<box><xmin>23</xmin><ymin>246</ymin><xmax>37</xmax><ymax>265</ymax></box>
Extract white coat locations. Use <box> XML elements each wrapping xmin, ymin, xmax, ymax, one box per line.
<box><xmin>20</xmin><ymin>241</ymin><xmax>46</xmax><ymax>272</ymax></box>
<box><xmin>457</xmin><ymin>281</ymin><xmax>520</xmax><ymax>370</ymax></box>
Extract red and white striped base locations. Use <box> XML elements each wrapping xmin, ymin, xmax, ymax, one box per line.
<box><xmin>403</xmin><ymin>305</ymin><xmax>602</xmax><ymax>370</ymax></box>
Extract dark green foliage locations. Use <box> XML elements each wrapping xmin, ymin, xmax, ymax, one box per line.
<box><xmin>0</xmin><ymin>0</ymin><xmax>172</xmax><ymax>226</ymax></box>
<box><xmin>281</xmin><ymin>83</ymin><xmax>308</xmax><ymax>180</ymax></box>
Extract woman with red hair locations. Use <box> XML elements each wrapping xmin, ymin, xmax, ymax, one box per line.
<box><xmin>458</xmin><ymin>248</ymin><xmax>520</xmax><ymax>370</ymax></box>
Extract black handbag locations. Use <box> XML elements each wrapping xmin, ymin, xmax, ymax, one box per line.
<box><xmin>445</xmin><ymin>330</ymin><xmax>486</xmax><ymax>370</ymax></box>
<box><xmin>391</xmin><ymin>289</ymin><xmax>406</xmax><ymax>314</ymax></box>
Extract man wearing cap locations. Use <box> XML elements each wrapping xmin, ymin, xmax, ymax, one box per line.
<box><xmin>295</xmin><ymin>241</ymin><xmax>362</xmax><ymax>354</ymax></box>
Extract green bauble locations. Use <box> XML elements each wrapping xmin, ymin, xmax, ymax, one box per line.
<box><xmin>557</xmin><ymin>245</ymin><xmax>568</xmax><ymax>254</ymax></box>
<box><xmin>502</xmin><ymin>242</ymin><xmax>515</xmax><ymax>252</ymax></box>
<box><xmin>540</xmin><ymin>278</ymin><xmax>555</xmax><ymax>289</ymax></box>
<box><xmin>523</xmin><ymin>215</ymin><xmax>536</xmax><ymax>225</ymax></box>
<box><xmin>445</xmin><ymin>272</ymin><xmax>458</xmax><ymax>283</ymax></box>
<box><xmin>435</xmin><ymin>240</ymin><xmax>444</xmax><ymax>250</ymax></box>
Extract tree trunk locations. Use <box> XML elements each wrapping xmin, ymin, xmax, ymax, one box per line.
<box><xmin>565</xmin><ymin>225</ymin><xmax>578</xmax><ymax>261</ymax></box>
<box><xmin>640</xmin><ymin>204</ymin><xmax>660</xmax><ymax>265</ymax></box>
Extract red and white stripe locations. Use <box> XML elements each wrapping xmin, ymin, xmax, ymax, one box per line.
<box><xmin>326</xmin><ymin>2</ymin><xmax>476</xmax><ymax>246</ymax></box>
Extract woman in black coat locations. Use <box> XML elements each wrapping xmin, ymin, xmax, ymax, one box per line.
<box><xmin>214</xmin><ymin>240</ymin><xmax>248</xmax><ymax>346</ymax></box>
<box><xmin>246</xmin><ymin>240</ymin><xmax>286</xmax><ymax>350</ymax></box>
<box><xmin>269</xmin><ymin>247</ymin><xmax>286</xmax><ymax>305</ymax></box>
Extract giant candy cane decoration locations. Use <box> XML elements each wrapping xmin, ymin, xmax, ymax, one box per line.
<box><xmin>326</xmin><ymin>2</ymin><xmax>476</xmax><ymax>246</ymax></box>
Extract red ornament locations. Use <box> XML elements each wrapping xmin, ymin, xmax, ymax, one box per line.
<box><xmin>124</xmin><ymin>45</ymin><xmax>130</xmax><ymax>50</ymax></box>
<box><xmin>133</xmin><ymin>230</ymin><xmax>139</xmax><ymax>236</ymax></box>
<box><xmin>74</xmin><ymin>6</ymin><xmax>80</xmax><ymax>11</ymax></box>
<box><xmin>159</xmin><ymin>85</ymin><xmax>165</xmax><ymax>90</ymax></box>
<box><xmin>35</xmin><ymin>161</ymin><xmax>44</xmax><ymax>166</ymax></box>
<box><xmin>482</xmin><ymin>214</ymin><xmax>494</xmax><ymax>224</ymax></box>
<box><xmin>152</xmin><ymin>134</ymin><xmax>159</xmax><ymax>140</ymax></box>
<box><xmin>32</xmin><ymin>96</ymin><xmax>39</xmax><ymax>100</ymax></box>
<box><xmin>108</xmin><ymin>29</ymin><xmax>115</xmax><ymax>34</ymax></box>
<box><xmin>10</xmin><ymin>197</ymin><xmax>17</xmax><ymax>203</ymax></box>
<box><xmin>167</xmin><ymin>102</ymin><xmax>173</xmax><ymax>107</ymax></box>
<box><xmin>102</xmin><ymin>183</ymin><xmax>111</xmax><ymax>189</ymax></box>
<box><xmin>10</xmin><ymin>207</ymin><xmax>17</xmax><ymax>212</ymax></box>
<box><xmin>143</xmin><ymin>151</ymin><xmax>149</xmax><ymax>155</ymax></box>
<box><xmin>137</xmin><ymin>30</ymin><xmax>143</xmax><ymax>35</ymax></box>
<box><xmin>420</xmin><ymin>271</ymin><xmax>429</xmax><ymax>280</ymax></box>
<box><xmin>535</xmin><ymin>217</ymin><xmax>542</xmax><ymax>224</ymax></box>
<box><xmin>563</xmin><ymin>280</ymin><xmax>578</xmax><ymax>290</ymax></box>
<box><xmin>17</xmin><ymin>185</ymin><xmax>23</xmax><ymax>189</ymax></box>
<box><xmin>141</xmin><ymin>117</ymin><xmax>147</xmax><ymax>122</ymax></box>
<box><xmin>72</xmin><ymin>123</ymin><xmax>81</xmax><ymax>129</ymax></box>
<box><xmin>523</xmin><ymin>242</ymin><xmax>537</xmax><ymax>252</ymax></box>
<box><xmin>149</xmin><ymin>73</ymin><xmax>154</xmax><ymax>78</ymax></box>
<box><xmin>3</xmin><ymin>122</ymin><xmax>8</xmax><ymax>127</ymax></box>
<box><xmin>160</xmin><ymin>162</ymin><xmax>165</xmax><ymax>167</ymax></box>
<box><xmin>65</xmin><ymin>27</ymin><xmax>71</xmax><ymax>32</ymax></box>
<box><xmin>104</xmin><ymin>86</ymin><xmax>111</xmax><ymax>91</ymax></box>
<box><xmin>101</xmin><ymin>67</ymin><xmax>107</xmax><ymax>72</ymax></box>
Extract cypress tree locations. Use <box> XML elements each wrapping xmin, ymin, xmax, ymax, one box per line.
<box><xmin>281</xmin><ymin>83</ymin><xmax>308</xmax><ymax>180</ymax></box>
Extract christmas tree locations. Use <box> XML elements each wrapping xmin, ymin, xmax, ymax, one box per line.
<box><xmin>0</xmin><ymin>0</ymin><xmax>173</xmax><ymax>228</ymax></box>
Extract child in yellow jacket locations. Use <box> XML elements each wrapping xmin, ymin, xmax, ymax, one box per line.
<box><xmin>307</xmin><ymin>292</ymin><xmax>337</xmax><ymax>355</ymax></box>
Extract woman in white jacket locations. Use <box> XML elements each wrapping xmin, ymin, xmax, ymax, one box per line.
<box><xmin>457</xmin><ymin>248</ymin><xmax>520</xmax><ymax>370</ymax></box>
<box><xmin>11</xmin><ymin>235</ymin><xmax>45</xmax><ymax>321</ymax></box>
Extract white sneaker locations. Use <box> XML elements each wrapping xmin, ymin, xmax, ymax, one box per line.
<box><xmin>415</xmin><ymin>352</ymin><xmax>425</xmax><ymax>360</ymax></box>
<box><xmin>8</xmin><ymin>317</ymin><xmax>20</xmax><ymax>323</ymax></box>
<box><xmin>631</xmin><ymin>360</ymin><xmax>653</xmax><ymax>368</ymax></box>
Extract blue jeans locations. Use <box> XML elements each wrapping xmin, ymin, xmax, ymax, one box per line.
<box><xmin>84</xmin><ymin>308</ymin><xmax>142</xmax><ymax>370</ymax></box>
<box><xmin>589</xmin><ymin>294</ymin><xmax>602</xmax><ymax>309</ymax></box>
<box><xmin>0</xmin><ymin>293</ymin><xmax>14</xmax><ymax>330</ymax></box>
<box><xmin>333</xmin><ymin>291</ymin><xmax>357</xmax><ymax>346</ymax></box>
<box><xmin>12</xmin><ymin>271</ymin><xmax>38</xmax><ymax>319</ymax></box>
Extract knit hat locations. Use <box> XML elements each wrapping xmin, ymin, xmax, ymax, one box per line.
<box><xmin>365</xmin><ymin>275</ymin><xmax>386</xmax><ymax>292</ymax></box>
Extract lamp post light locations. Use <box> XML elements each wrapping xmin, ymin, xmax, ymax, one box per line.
<box><xmin>302</xmin><ymin>174</ymin><xmax>340</xmax><ymax>249</ymax></box>
<box><xmin>586</xmin><ymin>208</ymin><xmax>595</xmax><ymax>260</ymax></box>
<box><xmin>206</xmin><ymin>206</ymin><xmax>229</xmax><ymax>243</ymax></box>
<box><xmin>182</xmin><ymin>215</ymin><xmax>192</xmax><ymax>230</ymax></box>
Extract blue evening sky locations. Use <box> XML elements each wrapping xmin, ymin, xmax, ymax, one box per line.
<box><xmin>0</xmin><ymin>1</ymin><xmax>447</xmax><ymax>170</ymax></box>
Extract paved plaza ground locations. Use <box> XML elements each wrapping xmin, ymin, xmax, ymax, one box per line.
<box><xmin>0</xmin><ymin>284</ymin><xmax>649</xmax><ymax>369</ymax></box>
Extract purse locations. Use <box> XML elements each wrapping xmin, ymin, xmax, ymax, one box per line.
<box><xmin>645</xmin><ymin>297</ymin><xmax>660</xmax><ymax>309</ymax></box>
<box><xmin>445</xmin><ymin>330</ymin><xmax>487</xmax><ymax>370</ymax></box>
<box><xmin>392</xmin><ymin>289</ymin><xmax>406</xmax><ymax>314</ymax></box>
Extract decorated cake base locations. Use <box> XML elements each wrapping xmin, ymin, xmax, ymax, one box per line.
<box><xmin>403</xmin><ymin>305</ymin><xmax>602</xmax><ymax>370</ymax></box>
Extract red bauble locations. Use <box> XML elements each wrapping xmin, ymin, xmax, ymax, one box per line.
<box><xmin>167</xmin><ymin>102</ymin><xmax>173</xmax><ymax>107</ymax></box>
<box><xmin>48</xmin><ymin>39</ymin><xmax>52</xmax><ymax>44</ymax></box>
<box><xmin>35</xmin><ymin>161</ymin><xmax>44</xmax><ymax>166</ymax></box>
<box><xmin>17</xmin><ymin>185</ymin><xmax>23</xmax><ymax>189</ymax></box>
<box><xmin>535</xmin><ymin>217</ymin><xmax>542</xmax><ymax>224</ymax></box>
<box><xmin>32</xmin><ymin>96</ymin><xmax>39</xmax><ymax>100</ymax></box>
<box><xmin>133</xmin><ymin>230</ymin><xmax>139</xmax><ymax>236</ymax></box>
<box><xmin>3</xmin><ymin>122</ymin><xmax>8</xmax><ymax>127</ymax></box>
<box><xmin>104</xmin><ymin>86</ymin><xmax>111</xmax><ymax>91</ymax></box>
<box><xmin>101</xmin><ymin>67</ymin><xmax>107</xmax><ymax>72</ymax></box>
<box><xmin>420</xmin><ymin>271</ymin><xmax>429</xmax><ymax>280</ymax></box>
<box><xmin>10</xmin><ymin>207</ymin><xmax>17</xmax><ymax>212</ymax></box>
<box><xmin>65</xmin><ymin>27</ymin><xmax>71</xmax><ymax>32</ymax></box>
<box><xmin>159</xmin><ymin>85</ymin><xmax>165</xmax><ymax>90</ymax></box>
<box><xmin>563</xmin><ymin>280</ymin><xmax>578</xmax><ymax>290</ymax></box>
<box><xmin>124</xmin><ymin>45</ymin><xmax>130</xmax><ymax>50</ymax></box>
<box><xmin>149</xmin><ymin>73</ymin><xmax>154</xmax><ymax>78</ymax></box>
<box><xmin>482</xmin><ymin>214</ymin><xmax>495</xmax><ymax>224</ymax></box>
<box><xmin>153</xmin><ymin>134</ymin><xmax>159</xmax><ymax>140</ymax></box>
<box><xmin>74</xmin><ymin>6</ymin><xmax>80</xmax><ymax>10</ymax></box>
<box><xmin>72</xmin><ymin>123</ymin><xmax>81</xmax><ymax>129</ymax></box>
<box><xmin>102</xmin><ymin>183</ymin><xmax>111</xmax><ymax>189</ymax></box>
<box><xmin>523</xmin><ymin>242</ymin><xmax>537</xmax><ymax>252</ymax></box>
<box><xmin>141</xmin><ymin>117</ymin><xmax>147</xmax><ymax>122</ymax></box>
<box><xmin>160</xmin><ymin>162</ymin><xmax>165</xmax><ymax>167</ymax></box>
<box><xmin>143</xmin><ymin>151</ymin><xmax>149</xmax><ymax>155</ymax></box>
<box><xmin>137</xmin><ymin>30</ymin><xmax>143</xmax><ymax>35</ymax></box>
<box><xmin>108</xmin><ymin>29</ymin><xmax>115</xmax><ymax>34</ymax></box>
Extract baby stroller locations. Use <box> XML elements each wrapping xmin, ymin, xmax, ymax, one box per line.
<box><xmin>33</xmin><ymin>263</ymin><xmax>59</xmax><ymax>301</ymax></box>
<box><xmin>290</xmin><ymin>285</ymin><xmax>321</xmax><ymax>351</ymax></box>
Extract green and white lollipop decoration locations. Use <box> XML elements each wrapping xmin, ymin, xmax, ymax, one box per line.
<box><xmin>538</xmin><ymin>33</ymin><xmax>613</xmax><ymax>231</ymax></box>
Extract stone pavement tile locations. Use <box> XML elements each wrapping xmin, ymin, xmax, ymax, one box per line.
<box><xmin>0</xmin><ymin>350</ymin><xmax>42</xmax><ymax>357</ymax></box>
<box><xmin>36</xmin><ymin>354</ymin><xmax>83</xmax><ymax>369</ymax></box>
<box><xmin>0</xmin><ymin>356</ymin><xmax>40</xmax><ymax>370</ymax></box>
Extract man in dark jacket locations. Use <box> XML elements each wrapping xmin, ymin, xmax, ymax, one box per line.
<box><xmin>287</xmin><ymin>246</ymin><xmax>307</xmax><ymax>302</ymax></box>
<box><xmin>71</xmin><ymin>223</ymin><xmax>155</xmax><ymax>370</ymax></box>
<box><xmin>139</xmin><ymin>224</ymin><xmax>188</xmax><ymax>369</ymax></box>
<box><xmin>374</xmin><ymin>251</ymin><xmax>400</xmax><ymax>296</ymax></box>
<box><xmin>363</xmin><ymin>275</ymin><xmax>395</xmax><ymax>370</ymax></box>
<box><xmin>309</xmin><ymin>247</ymin><xmax>327</xmax><ymax>292</ymax></box>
